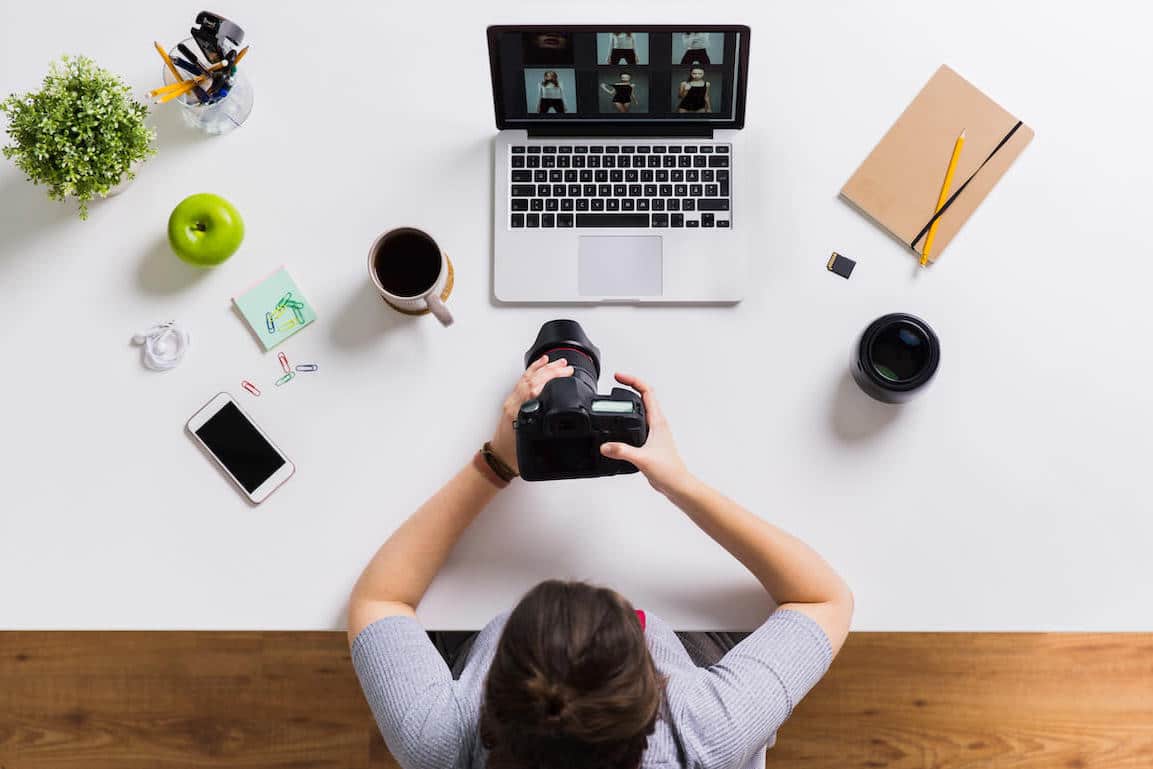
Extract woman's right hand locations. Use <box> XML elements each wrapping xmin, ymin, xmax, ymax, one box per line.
<box><xmin>599</xmin><ymin>373</ymin><xmax>692</xmax><ymax>497</ymax></box>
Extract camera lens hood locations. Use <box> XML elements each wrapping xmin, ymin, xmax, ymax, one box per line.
<box><xmin>525</xmin><ymin>319</ymin><xmax>601</xmax><ymax>379</ymax></box>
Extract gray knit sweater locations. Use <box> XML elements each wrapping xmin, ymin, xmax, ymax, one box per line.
<box><xmin>351</xmin><ymin>608</ymin><xmax>831</xmax><ymax>769</ymax></box>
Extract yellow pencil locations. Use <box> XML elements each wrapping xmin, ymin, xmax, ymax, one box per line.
<box><xmin>156</xmin><ymin>83</ymin><xmax>200</xmax><ymax>104</ymax></box>
<box><xmin>154</xmin><ymin>41</ymin><xmax>184</xmax><ymax>83</ymax></box>
<box><xmin>921</xmin><ymin>129</ymin><xmax>966</xmax><ymax>266</ymax></box>
<box><xmin>149</xmin><ymin>75</ymin><xmax>207</xmax><ymax>97</ymax></box>
<box><xmin>232</xmin><ymin>45</ymin><xmax>250</xmax><ymax>66</ymax></box>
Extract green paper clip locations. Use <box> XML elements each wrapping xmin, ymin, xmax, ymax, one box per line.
<box><xmin>275</xmin><ymin>372</ymin><xmax>295</xmax><ymax>386</ymax></box>
<box><xmin>275</xmin><ymin>291</ymin><xmax>294</xmax><ymax>310</ymax></box>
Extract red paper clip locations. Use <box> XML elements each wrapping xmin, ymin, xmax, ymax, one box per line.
<box><xmin>241</xmin><ymin>380</ymin><xmax>261</xmax><ymax>396</ymax></box>
<box><xmin>278</xmin><ymin>351</ymin><xmax>290</xmax><ymax>373</ymax></box>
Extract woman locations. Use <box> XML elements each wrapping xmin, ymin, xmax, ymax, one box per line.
<box><xmin>600</xmin><ymin>72</ymin><xmax>636</xmax><ymax>113</ymax></box>
<box><xmin>537</xmin><ymin>71</ymin><xmax>566</xmax><ymax>114</ymax></box>
<box><xmin>677</xmin><ymin>67</ymin><xmax>711</xmax><ymax>113</ymax></box>
<box><xmin>348</xmin><ymin>359</ymin><xmax>854</xmax><ymax>769</ymax></box>
<box><xmin>607</xmin><ymin>31</ymin><xmax>637</xmax><ymax>65</ymax></box>
<box><xmin>680</xmin><ymin>31</ymin><xmax>711</xmax><ymax>65</ymax></box>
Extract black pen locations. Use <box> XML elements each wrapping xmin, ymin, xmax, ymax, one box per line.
<box><xmin>176</xmin><ymin>43</ymin><xmax>206</xmax><ymax>72</ymax></box>
<box><xmin>172</xmin><ymin>55</ymin><xmax>209</xmax><ymax>101</ymax></box>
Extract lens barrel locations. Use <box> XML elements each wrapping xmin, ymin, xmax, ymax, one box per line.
<box><xmin>525</xmin><ymin>320</ymin><xmax>601</xmax><ymax>386</ymax></box>
<box><xmin>852</xmin><ymin>313</ymin><xmax>940</xmax><ymax>403</ymax></box>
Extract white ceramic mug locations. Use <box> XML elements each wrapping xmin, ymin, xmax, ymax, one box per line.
<box><xmin>367</xmin><ymin>227</ymin><xmax>454</xmax><ymax>327</ymax></box>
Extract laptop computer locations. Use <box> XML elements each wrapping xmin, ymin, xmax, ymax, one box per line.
<box><xmin>488</xmin><ymin>25</ymin><xmax>751</xmax><ymax>303</ymax></box>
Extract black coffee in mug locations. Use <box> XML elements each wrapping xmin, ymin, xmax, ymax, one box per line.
<box><xmin>372</xmin><ymin>229</ymin><xmax>442</xmax><ymax>298</ymax></box>
<box><xmin>851</xmin><ymin>313</ymin><xmax>940</xmax><ymax>403</ymax></box>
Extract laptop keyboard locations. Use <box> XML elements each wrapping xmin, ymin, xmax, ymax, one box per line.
<box><xmin>508</xmin><ymin>143</ymin><xmax>731</xmax><ymax>229</ymax></box>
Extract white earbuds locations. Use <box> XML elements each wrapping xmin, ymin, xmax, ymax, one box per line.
<box><xmin>133</xmin><ymin>321</ymin><xmax>190</xmax><ymax>371</ymax></box>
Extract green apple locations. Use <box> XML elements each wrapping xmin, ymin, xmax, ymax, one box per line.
<box><xmin>168</xmin><ymin>193</ymin><xmax>245</xmax><ymax>267</ymax></box>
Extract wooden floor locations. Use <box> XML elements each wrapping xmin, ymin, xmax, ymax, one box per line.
<box><xmin>2</xmin><ymin>632</ymin><xmax>1151</xmax><ymax>769</ymax></box>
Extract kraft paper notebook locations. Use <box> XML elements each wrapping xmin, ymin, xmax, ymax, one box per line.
<box><xmin>841</xmin><ymin>65</ymin><xmax>1034</xmax><ymax>263</ymax></box>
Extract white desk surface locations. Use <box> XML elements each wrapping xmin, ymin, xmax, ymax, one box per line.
<box><xmin>2</xmin><ymin>1</ymin><xmax>1151</xmax><ymax>632</ymax></box>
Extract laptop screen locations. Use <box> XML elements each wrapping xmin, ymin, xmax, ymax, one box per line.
<box><xmin>488</xmin><ymin>26</ymin><xmax>749</xmax><ymax>129</ymax></box>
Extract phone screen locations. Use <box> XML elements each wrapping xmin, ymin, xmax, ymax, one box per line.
<box><xmin>194</xmin><ymin>402</ymin><xmax>286</xmax><ymax>492</ymax></box>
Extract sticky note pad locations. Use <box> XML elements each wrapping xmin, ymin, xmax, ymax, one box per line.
<box><xmin>233</xmin><ymin>267</ymin><xmax>316</xmax><ymax>350</ymax></box>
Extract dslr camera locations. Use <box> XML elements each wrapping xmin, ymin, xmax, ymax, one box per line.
<box><xmin>515</xmin><ymin>320</ymin><xmax>648</xmax><ymax>481</ymax></box>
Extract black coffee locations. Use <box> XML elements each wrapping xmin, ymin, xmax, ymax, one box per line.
<box><xmin>373</xmin><ymin>230</ymin><xmax>441</xmax><ymax>298</ymax></box>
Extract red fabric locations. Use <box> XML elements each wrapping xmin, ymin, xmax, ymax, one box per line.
<box><xmin>635</xmin><ymin>609</ymin><xmax>646</xmax><ymax>631</ymax></box>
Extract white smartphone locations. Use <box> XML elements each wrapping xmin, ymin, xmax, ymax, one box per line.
<box><xmin>186</xmin><ymin>392</ymin><xmax>295</xmax><ymax>504</ymax></box>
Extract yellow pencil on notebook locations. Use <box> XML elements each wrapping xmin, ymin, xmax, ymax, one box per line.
<box><xmin>921</xmin><ymin>129</ymin><xmax>966</xmax><ymax>266</ymax></box>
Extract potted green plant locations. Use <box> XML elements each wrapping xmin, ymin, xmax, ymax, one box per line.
<box><xmin>1</xmin><ymin>55</ymin><xmax>157</xmax><ymax>219</ymax></box>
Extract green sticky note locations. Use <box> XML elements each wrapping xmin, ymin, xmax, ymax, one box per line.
<box><xmin>233</xmin><ymin>267</ymin><xmax>317</xmax><ymax>350</ymax></box>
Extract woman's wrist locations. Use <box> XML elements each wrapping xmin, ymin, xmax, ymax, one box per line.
<box><xmin>659</xmin><ymin>471</ymin><xmax>706</xmax><ymax>506</ymax></box>
<box><xmin>472</xmin><ymin>450</ymin><xmax>512</xmax><ymax>490</ymax></box>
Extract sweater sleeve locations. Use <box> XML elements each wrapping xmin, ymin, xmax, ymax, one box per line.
<box><xmin>670</xmin><ymin>609</ymin><xmax>833</xmax><ymax>769</ymax></box>
<box><xmin>351</xmin><ymin>616</ymin><xmax>467</xmax><ymax>769</ymax></box>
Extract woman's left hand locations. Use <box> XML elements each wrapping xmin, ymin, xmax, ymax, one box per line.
<box><xmin>489</xmin><ymin>355</ymin><xmax>574</xmax><ymax>475</ymax></box>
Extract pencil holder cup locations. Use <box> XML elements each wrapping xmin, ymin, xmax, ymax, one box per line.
<box><xmin>161</xmin><ymin>38</ymin><xmax>253</xmax><ymax>135</ymax></box>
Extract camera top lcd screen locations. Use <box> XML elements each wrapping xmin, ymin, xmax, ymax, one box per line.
<box><xmin>490</xmin><ymin>26</ymin><xmax>747</xmax><ymax>126</ymax></box>
<box><xmin>591</xmin><ymin>400</ymin><xmax>636</xmax><ymax>413</ymax></box>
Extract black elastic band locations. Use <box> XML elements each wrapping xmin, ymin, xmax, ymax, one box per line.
<box><xmin>910</xmin><ymin>121</ymin><xmax>1024</xmax><ymax>250</ymax></box>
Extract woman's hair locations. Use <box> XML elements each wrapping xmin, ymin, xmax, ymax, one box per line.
<box><xmin>689</xmin><ymin>67</ymin><xmax>705</xmax><ymax>81</ymax></box>
<box><xmin>542</xmin><ymin>71</ymin><xmax>559</xmax><ymax>85</ymax></box>
<box><xmin>480</xmin><ymin>580</ymin><xmax>665</xmax><ymax>769</ymax></box>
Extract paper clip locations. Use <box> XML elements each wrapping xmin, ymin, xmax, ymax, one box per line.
<box><xmin>280</xmin><ymin>318</ymin><xmax>298</xmax><ymax>331</ymax></box>
<box><xmin>275</xmin><ymin>372</ymin><xmax>295</xmax><ymax>386</ymax></box>
<box><xmin>284</xmin><ymin>300</ymin><xmax>305</xmax><ymax>309</ymax></box>
<box><xmin>241</xmin><ymin>380</ymin><xmax>261</xmax><ymax>396</ymax></box>
<box><xmin>278</xmin><ymin>351</ymin><xmax>291</xmax><ymax>373</ymax></box>
<box><xmin>275</xmin><ymin>291</ymin><xmax>294</xmax><ymax>310</ymax></box>
<box><xmin>271</xmin><ymin>306</ymin><xmax>287</xmax><ymax>320</ymax></box>
<box><xmin>292</xmin><ymin>306</ymin><xmax>305</xmax><ymax>324</ymax></box>
<box><xmin>265</xmin><ymin>312</ymin><xmax>276</xmax><ymax>333</ymax></box>
<box><xmin>295</xmin><ymin>363</ymin><xmax>318</xmax><ymax>372</ymax></box>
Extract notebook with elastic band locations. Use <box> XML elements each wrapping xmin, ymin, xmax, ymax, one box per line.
<box><xmin>840</xmin><ymin>64</ymin><xmax>1034</xmax><ymax>263</ymax></box>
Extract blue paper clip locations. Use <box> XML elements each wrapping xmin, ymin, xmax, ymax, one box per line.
<box><xmin>295</xmin><ymin>363</ymin><xmax>318</xmax><ymax>372</ymax></box>
<box><xmin>265</xmin><ymin>312</ymin><xmax>276</xmax><ymax>333</ymax></box>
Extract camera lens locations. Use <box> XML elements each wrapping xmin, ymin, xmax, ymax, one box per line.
<box><xmin>525</xmin><ymin>320</ymin><xmax>601</xmax><ymax>379</ymax></box>
<box><xmin>869</xmin><ymin>322</ymin><xmax>929</xmax><ymax>382</ymax></box>
<box><xmin>852</xmin><ymin>313</ymin><xmax>940</xmax><ymax>403</ymax></box>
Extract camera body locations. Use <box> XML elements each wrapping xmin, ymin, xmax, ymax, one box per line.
<box><xmin>515</xmin><ymin>320</ymin><xmax>648</xmax><ymax>481</ymax></box>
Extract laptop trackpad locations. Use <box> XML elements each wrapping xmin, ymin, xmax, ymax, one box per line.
<box><xmin>578</xmin><ymin>236</ymin><xmax>663</xmax><ymax>297</ymax></box>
